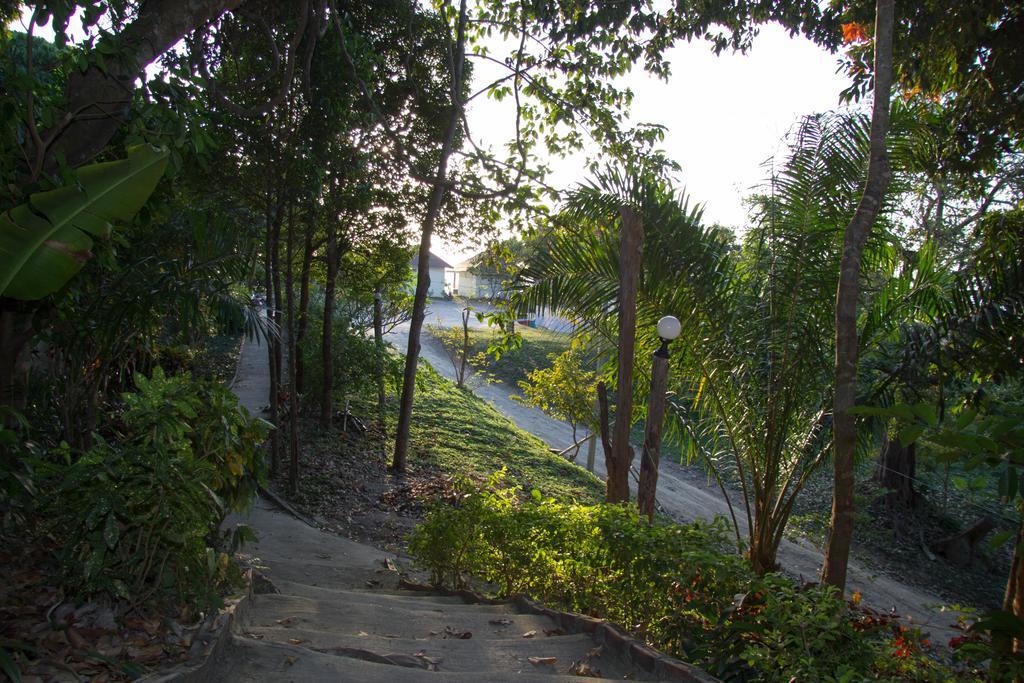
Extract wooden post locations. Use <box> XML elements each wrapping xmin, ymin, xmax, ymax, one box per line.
<box><xmin>638</xmin><ymin>342</ymin><xmax>669</xmax><ymax>521</ymax></box>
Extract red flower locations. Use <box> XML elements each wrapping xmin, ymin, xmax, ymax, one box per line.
<box><xmin>893</xmin><ymin>636</ymin><xmax>912</xmax><ymax>659</ymax></box>
<box><xmin>842</xmin><ymin>22</ymin><xmax>870</xmax><ymax>44</ymax></box>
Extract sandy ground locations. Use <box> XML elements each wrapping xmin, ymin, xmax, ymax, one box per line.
<box><xmin>389</xmin><ymin>300</ymin><xmax>965</xmax><ymax>645</ymax></box>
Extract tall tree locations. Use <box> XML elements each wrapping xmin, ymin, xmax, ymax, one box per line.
<box><xmin>0</xmin><ymin>1</ymin><xmax>252</xmax><ymax>412</ymax></box>
<box><xmin>821</xmin><ymin>0</ymin><xmax>895</xmax><ymax>593</ymax></box>
<box><xmin>391</xmin><ymin>0</ymin><xmax>471</xmax><ymax>472</ymax></box>
<box><xmin>516</xmin><ymin>108</ymin><xmax>904</xmax><ymax>572</ymax></box>
<box><xmin>19</xmin><ymin>0</ymin><xmax>243</xmax><ymax>181</ymax></box>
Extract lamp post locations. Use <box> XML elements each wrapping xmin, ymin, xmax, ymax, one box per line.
<box><xmin>638</xmin><ymin>315</ymin><xmax>681</xmax><ymax>522</ymax></box>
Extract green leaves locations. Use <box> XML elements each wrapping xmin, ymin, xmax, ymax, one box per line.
<box><xmin>897</xmin><ymin>424</ymin><xmax>925</xmax><ymax>447</ymax></box>
<box><xmin>47</xmin><ymin>368</ymin><xmax>264</xmax><ymax>611</ymax></box>
<box><xmin>103</xmin><ymin>513</ymin><xmax>120</xmax><ymax>549</ymax></box>
<box><xmin>515</xmin><ymin>340</ymin><xmax>598</xmax><ymax>435</ymax></box>
<box><xmin>0</xmin><ymin>144</ymin><xmax>168</xmax><ymax>300</ymax></box>
<box><xmin>408</xmin><ymin>477</ymin><xmax>929</xmax><ymax>680</ymax></box>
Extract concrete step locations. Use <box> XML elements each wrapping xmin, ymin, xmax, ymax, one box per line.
<box><xmin>240</xmin><ymin>625</ymin><xmax>639</xmax><ymax>678</ymax></box>
<box><xmin>217</xmin><ymin>635</ymin><xmax>642</xmax><ymax>681</ymax></box>
<box><xmin>244</xmin><ymin>593</ymin><xmax>557</xmax><ymax>641</ymax></box>
<box><xmin>273</xmin><ymin>580</ymin><xmax>504</xmax><ymax>608</ymax></box>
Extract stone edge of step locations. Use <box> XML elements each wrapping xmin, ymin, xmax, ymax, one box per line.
<box><xmin>135</xmin><ymin>576</ymin><xmax>252</xmax><ymax>683</ymax></box>
<box><xmin>513</xmin><ymin>594</ymin><xmax>720</xmax><ymax>683</ymax></box>
<box><xmin>397</xmin><ymin>577</ymin><xmax>720</xmax><ymax>683</ymax></box>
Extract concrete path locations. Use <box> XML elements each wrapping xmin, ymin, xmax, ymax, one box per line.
<box><xmin>219</xmin><ymin>327</ymin><xmax>685</xmax><ymax>681</ymax></box>
<box><xmin>389</xmin><ymin>302</ymin><xmax>963</xmax><ymax>645</ymax></box>
<box><xmin>216</xmin><ymin>498</ymin><xmax>658</xmax><ymax>681</ymax></box>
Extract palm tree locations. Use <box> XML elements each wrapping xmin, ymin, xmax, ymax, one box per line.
<box><xmin>515</xmin><ymin>112</ymin><xmax>904</xmax><ymax>573</ymax></box>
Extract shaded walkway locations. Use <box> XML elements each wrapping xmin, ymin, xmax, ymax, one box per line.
<box><xmin>215</xmin><ymin>329</ymin><xmax>710</xmax><ymax>681</ymax></box>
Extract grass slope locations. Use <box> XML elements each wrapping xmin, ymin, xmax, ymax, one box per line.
<box><xmin>406</xmin><ymin>362</ymin><xmax>602</xmax><ymax>503</ymax></box>
<box><xmin>465</xmin><ymin>325</ymin><xmax>571</xmax><ymax>386</ymax></box>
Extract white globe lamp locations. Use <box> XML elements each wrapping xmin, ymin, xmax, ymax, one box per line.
<box><xmin>657</xmin><ymin>315</ymin><xmax>681</xmax><ymax>341</ymax></box>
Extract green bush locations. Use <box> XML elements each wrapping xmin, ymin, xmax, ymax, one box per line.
<box><xmin>122</xmin><ymin>367</ymin><xmax>269</xmax><ymax>513</ymax></box>
<box><xmin>0</xmin><ymin>408</ymin><xmax>36</xmax><ymax>534</ymax></box>
<box><xmin>302</xmin><ymin>313</ymin><xmax>402</xmax><ymax>409</ymax></box>
<box><xmin>46</xmin><ymin>368</ymin><xmax>267</xmax><ymax>611</ymax></box>
<box><xmin>729</xmin><ymin>575</ymin><xmax>871</xmax><ymax>680</ymax></box>
<box><xmin>409</xmin><ymin>473</ymin><xmax>962</xmax><ymax>682</ymax></box>
<box><xmin>463</xmin><ymin>326</ymin><xmax>572</xmax><ymax>386</ymax></box>
<box><xmin>51</xmin><ymin>439</ymin><xmax>224</xmax><ymax>609</ymax></box>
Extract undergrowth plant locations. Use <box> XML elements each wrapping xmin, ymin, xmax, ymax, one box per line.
<box><xmin>52</xmin><ymin>439</ymin><xmax>224</xmax><ymax>610</ymax></box>
<box><xmin>46</xmin><ymin>368</ymin><xmax>267</xmax><ymax>612</ymax></box>
<box><xmin>410</xmin><ymin>472</ymin><xmax>962</xmax><ymax>682</ymax></box>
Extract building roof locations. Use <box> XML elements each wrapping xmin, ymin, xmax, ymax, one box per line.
<box><xmin>451</xmin><ymin>251</ymin><xmax>484</xmax><ymax>271</ymax></box>
<box><xmin>410</xmin><ymin>251</ymin><xmax>454</xmax><ymax>269</ymax></box>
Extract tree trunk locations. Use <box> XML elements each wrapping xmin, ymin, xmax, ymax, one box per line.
<box><xmin>586</xmin><ymin>357</ymin><xmax>602</xmax><ymax>473</ymax></box>
<box><xmin>597</xmin><ymin>381</ymin><xmax>613</xmax><ymax>465</ymax></box>
<box><xmin>271</xmin><ymin>216</ymin><xmax>284</xmax><ymax>418</ymax></box>
<box><xmin>374</xmin><ymin>287</ymin><xmax>386</xmax><ymax>433</ymax></box>
<box><xmin>931</xmin><ymin>516</ymin><xmax>995</xmax><ymax>566</ymax></box>
<box><xmin>749</xmin><ymin>536</ymin><xmax>780</xmax><ymax>575</ymax></box>
<box><xmin>1001</xmin><ymin>517</ymin><xmax>1024</xmax><ymax>658</ymax></box>
<box><xmin>992</xmin><ymin>515</ymin><xmax>1024</xmax><ymax>673</ymax></box>
<box><xmin>27</xmin><ymin>0</ymin><xmax>243</xmax><ymax>180</ymax></box>
<box><xmin>0</xmin><ymin>302</ymin><xmax>35</xmax><ymax>420</ymax></box>
<box><xmin>392</xmin><ymin>0</ymin><xmax>469</xmax><ymax>473</ymax></box>
<box><xmin>874</xmin><ymin>434</ymin><xmax>916</xmax><ymax>508</ymax></box>
<box><xmin>457</xmin><ymin>306</ymin><xmax>470</xmax><ymax>387</ymax></box>
<box><xmin>393</xmin><ymin>224</ymin><xmax>439</xmax><ymax>472</ymax></box>
<box><xmin>821</xmin><ymin>0</ymin><xmax>895</xmax><ymax>593</ymax></box>
<box><xmin>638</xmin><ymin>347</ymin><xmax>668</xmax><ymax>521</ymax></box>
<box><xmin>607</xmin><ymin>206</ymin><xmax>644</xmax><ymax>503</ymax></box>
<box><xmin>285</xmin><ymin>205</ymin><xmax>300</xmax><ymax>496</ymax></box>
<box><xmin>264</xmin><ymin>199</ymin><xmax>281</xmax><ymax>475</ymax></box>
<box><xmin>294</xmin><ymin>211</ymin><xmax>315</xmax><ymax>396</ymax></box>
<box><xmin>320</xmin><ymin>221</ymin><xmax>338</xmax><ymax>428</ymax></box>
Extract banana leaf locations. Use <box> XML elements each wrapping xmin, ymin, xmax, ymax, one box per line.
<box><xmin>0</xmin><ymin>144</ymin><xmax>169</xmax><ymax>300</ymax></box>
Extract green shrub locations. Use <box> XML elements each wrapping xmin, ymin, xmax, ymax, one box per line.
<box><xmin>514</xmin><ymin>341</ymin><xmax>597</xmax><ymax>453</ymax></box>
<box><xmin>728</xmin><ymin>575</ymin><xmax>872</xmax><ymax>681</ymax></box>
<box><xmin>409</xmin><ymin>473</ymin><xmax>963</xmax><ymax>682</ymax></box>
<box><xmin>409</xmin><ymin>472</ymin><xmax>747</xmax><ymax>657</ymax></box>
<box><xmin>301</xmin><ymin>314</ymin><xmax>403</xmax><ymax>410</ymax></box>
<box><xmin>0</xmin><ymin>408</ymin><xmax>36</xmax><ymax>534</ymax></box>
<box><xmin>122</xmin><ymin>367</ymin><xmax>269</xmax><ymax>513</ymax></box>
<box><xmin>46</xmin><ymin>368</ymin><xmax>267</xmax><ymax>611</ymax></box>
<box><xmin>52</xmin><ymin>439</ymin><xmax>225</xmax><ymax>609</ymax></box>
<box><xmin>463</xmin><ymin>326</ymin><xmax>572</xmax><ymax>386</ymax></box>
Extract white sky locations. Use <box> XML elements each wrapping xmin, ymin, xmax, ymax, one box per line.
<box><xmin>438</xmin><ymin>24</ymin><xmax>853</xmax><ymax>264</ymax></box>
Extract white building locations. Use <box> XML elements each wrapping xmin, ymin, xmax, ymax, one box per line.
<box><xmin>450</xmin><ymin>252</ymin><xmax>502</xmax><ymax>299</ymax></box>
<box><xmin>410</xmin><ymin>251</ymin><xmax>454</xmax><ymax>298</ymax></box>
